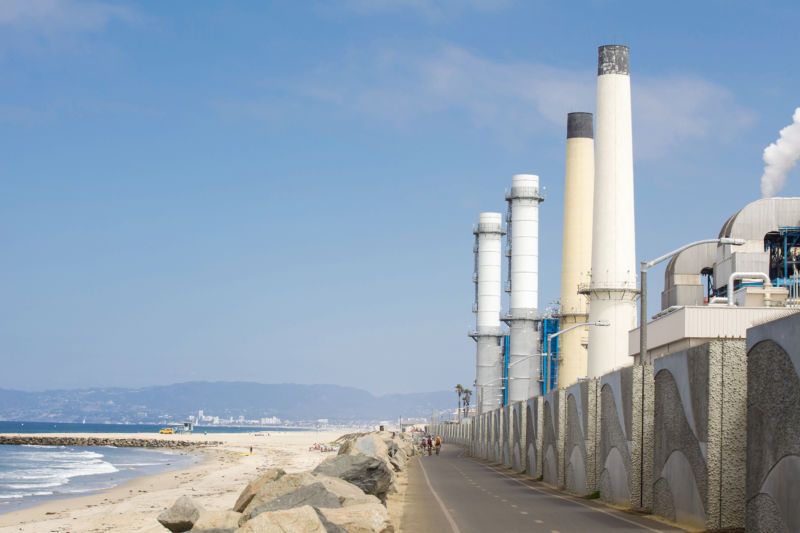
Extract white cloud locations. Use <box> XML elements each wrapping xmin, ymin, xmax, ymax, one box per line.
<box><xmin>298</xmin><ymin>45</ymin><xmax>755</xmax><ymax>158</ymax></box>
<box><xmin>0</xmin><ymin>0</ymin><xmax>136</xmax><ymax>32</ymax></box>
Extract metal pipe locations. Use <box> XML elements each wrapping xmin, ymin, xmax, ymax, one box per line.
<box><xmin>639</xmin><ymin>237</ymin><xmax>745</xmax><ymax>361</ymax></box>
<box><xmin>727</xmin><ymin>271</ymin><xmax>771</xmax><ymax>306</ymax></box>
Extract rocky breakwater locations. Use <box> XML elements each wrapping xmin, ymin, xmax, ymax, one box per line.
<box><xmin>0</xmin><ymin>436</ymin><xmax>221</xmax><ymax>448</ymax></box>
<box><xmin>157</xmin><ymin>431</ymin><xmax>416</xmax><ymax>533</ymax></box>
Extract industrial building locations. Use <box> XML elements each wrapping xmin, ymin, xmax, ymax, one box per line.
<box><xmin>468</xmin><ymin>43</ymin><xmax>800</xmax><ymax>411</ymax></box>
<box><xmin>456</xmin><ymin>42</ymin><xmax>800</xmax><ymax>532</ymax></box>
<box><xmin>630</xmin><ymin>197</ymin><xmax>800</xmax><ymax>362</ymax></box>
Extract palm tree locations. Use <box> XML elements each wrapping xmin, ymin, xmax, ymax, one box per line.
<box><xmin>462</xmin><ymin>388</ymin><xmax>472</xmax><ymax>418</ymax></box>
<box><xmin>454</xmin><ymin>384</ymin><xmax>464</xmax><ymax>422</ymax></box>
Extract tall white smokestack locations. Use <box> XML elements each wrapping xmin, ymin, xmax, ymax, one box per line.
<box><xmin>586</xmin><ymin>45</ymin><xmax>638</xmax><ymax>378</ymax></box>
<box><xmin>471</xmin><ymin>212</ymin><xmax>505</xmax><ymax>413</ymax></box>
<box><xmin>558</xmin><ymin>113</ymin><xmax>594</xmax><ymax>388</ymax></box>
<box><xmin>504</xmin><ymin>174</ymin><xmax>544</xmax><ymax>402</ymax></box>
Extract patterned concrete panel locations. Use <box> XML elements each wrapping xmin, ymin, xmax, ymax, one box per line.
<box><xmin>525</xmin><ymin>397</ymin><xmax>542</xmax><ymax>479</ymax></box>
<box><xmin>652</xmin><ymin>340</ymin><xmax>745</xmax><ymax>531</ymax></box>
<box><xmin>493</xmin><ymin>408</ymin><xmax>502</xmax><ymax>463</ymax></box>
<box><xmin>502</xmin><ymin>405</ymin><xmax>512</xmax><ymax>467</ymax></box>
<box><xmin>747</xmin><ymin>312</ymin><xmax>800</xmax><ymax>532</ymax></box>
<box><xmin>511</xmin><ymin>401</ymin><xmax>526</xmax><ymax>472</ymax></box>
<box><xmin>597</xmin><ymin>367</ymin><xmax>633</xmax><ymax>507</ymax></box>
<box><xmin>541</xmin><ymin>389</ymin><xmax>565</xmax><ymax>488</ymax></box>
<box><xmin>565</xmin><ymin>379</ymin><xmax>597</xmax><ymax>495</ymax></box>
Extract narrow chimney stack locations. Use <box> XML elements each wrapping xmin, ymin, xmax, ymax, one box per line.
<box><xmin>505</xmin><ymin>174</ymin><xmax>544</xmax><ymax>402</ymax></box>
<box><xmin>471</xmin><ymin>212</ymin><xmax>505</xmax><ymax>413</ymax></box>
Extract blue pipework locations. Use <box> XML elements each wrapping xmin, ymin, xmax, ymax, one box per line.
<box><xmin>765</xmin><ymin>227</ymin><xmax>800</xmax><ymax>289</ymax></box>
<box><xmin>541</xmin><ymin>318</ymin><xmax>559</xmax><ymax>395</ymax></box>
<box><xmin>503</xmin><ymin>335</ymin><xmax>510</xmax><ymax>406</ymax></box>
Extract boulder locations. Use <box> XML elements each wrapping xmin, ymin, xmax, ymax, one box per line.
<box><xmin>383</xmin><ymin>439</ymin><xmax>399</xmax><ymax>457</ymax></box>
<box><xmin>313</xmin><ymin>474</ymin><xmax>381</xmax><ymax>507</ymax></box>
<box><xmin>237</xmin><ymin>505</ymin><xmax>328</xmax><ymax>533</ymax></box>
<box><xmin>339</xmin><ymin>434</ymin><xmax>390</xmax><ymax>464</ymax></box>
<box><xmin>240</xmin><ymin>472</ymin><xmax>317</xmax><ymax>520</ymax></box>
<box><xmin>232</xmin><ymin>468</ymin><xmax>286</xmax><ymax>512</ymax></box>
<box><xmin>388</xmin><ymin>455</ymin><xmax>404</xmax><ymax>473</ymax></box>
<box><xmin>248</xmin><ymin>482</ymin><xmax>341</xmax><ymax>520</ymax></box>
<box><xmin>314</xmin><ymin>508</ymin><xmax>350</xmax><ymax>533</ymax></box>
<box><xmin>157</xmin><ymin>495</ymin><xmax>204</xmax><ymax>533</ymax></box>
<box><xmin>319</xmin><ymin>502</ymin><xmax>395</xmax><ymax>533</ymax></box>
<box><xmin>313</xmin><ymin>455</ymin><xmax>394</xmax><ymax>503</ymax></box>
<box><xmin>190</xmin><ymin>510</ymin><xmax>241</xmax><ymax>531</ymax></box>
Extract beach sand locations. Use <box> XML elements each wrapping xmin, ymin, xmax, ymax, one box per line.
<box><xmin>0</xmin><ymin>430</ymin><xmax>410</xmax><ymax>532</ymax></box>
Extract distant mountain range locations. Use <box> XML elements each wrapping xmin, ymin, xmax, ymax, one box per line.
<box><xmin>0</xmin><ymin>382</ymin><xmax>455</xmax><ymax>424</ymax></box>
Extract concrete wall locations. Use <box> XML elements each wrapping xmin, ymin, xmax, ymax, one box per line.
<box><xmin>564</xmin><ymin>379</ymin><xmax>597</xmax><ymax>496</ymax></box>
<box><xmin>501</xmin><ymin>404</ymin><xmax>512</xmax><ymax>468</ymax></box>
<box><xmin>428</xmin><ymin>337</ymin><xmax>752</xmax><ymax>532</ymax></box>
<box><xmin>652</xmin><ymin>340</ymin><xmax>745</xmax><ymax>531</ymax></box>
<box><xmin>541</xmin><ymin>388</ymin><xmax>565</xmax><ymax>488</ymax></box>
<box><xmin>597</xmin><ymin>364</ymin><xmax>653</xmax><ymax>510</ymax></box>
<box><xmin>746</xmin><ymin>313</ymin><xmax>800</xmax><ymax>533</ymax></box>
<box><xmin>525</xmin><ymin>397</ymin><xmax>543</xmax><ymax>479</ymax></box>
<box><xmin>510</xmin><ymin>401</ymin><xmax>526</xmax><ymax>472</ymax></box>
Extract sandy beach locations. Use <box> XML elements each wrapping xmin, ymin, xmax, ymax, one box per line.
<box><xmin>0</xmin><ymin>430</ymin><xmax>376</xmax><ymax>532</ymax></box>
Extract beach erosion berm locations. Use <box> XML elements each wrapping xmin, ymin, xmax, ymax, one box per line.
<box><xmin>157</xmin><ymin>430</ymin><xmax>415</xmax><ymax>532</ymax></box>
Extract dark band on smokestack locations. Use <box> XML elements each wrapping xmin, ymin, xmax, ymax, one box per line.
<box><xmin>567</xmin><ymin>112</ymin><xmax>593</xmax><ymax>139</ymax></box>
<box><xmin>598</xmin><ymin>45</ymin><xmax>629</xmax><ymax>76</ymax></box>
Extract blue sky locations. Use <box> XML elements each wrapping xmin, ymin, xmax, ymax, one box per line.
<box><xmin>2</xmin><ymin>1</ymin><xmax>799</xmax><ymax>395</ymax></box>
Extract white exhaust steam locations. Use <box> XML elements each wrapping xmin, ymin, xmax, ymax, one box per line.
<box><xmin>761</xmin><ymin>107</ymin><xmax>800</xmax><ymax>198</ymax></box>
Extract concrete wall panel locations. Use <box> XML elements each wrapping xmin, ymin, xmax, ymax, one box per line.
<box><xmin>502</xmin><ymin>405</ymin><xmax>512</xmax><ymax>468</ymax></box>
<box><xmin>747</xmin><ymin>312</ymin><xmax>800</xmax><ymax>532</ymax></box>
<box><xmin>525</xmin><ymin>397</ymin><xmax>543</xmax><ymax>479</ymax></box>
<box><xmin>511</xmin><ymin>401</ymin><xmax>526</xmax><ymax>472</ymax></box>
<box><xmin>565</xmin><ymin>379</ymin><xmax>597</xmax><ymax>495</ymax></box>
<box><xmin>541</xmin><ymin>389</ymin><xmax>565</xmax><ymax>488</ymax></box>
<box><xmin>652</xmin><ymin>340</ymin><xmax>745</xmax><ymax>531</ymax></box>
<box><xmin>597</xmin><ymin>367</ymin><xmax>632</xmax><ymax>506</ymax></box>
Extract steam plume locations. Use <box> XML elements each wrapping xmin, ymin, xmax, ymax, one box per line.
<box><xmin>761</xmin><ymin>107</ymin><xmax>800</xmax><ymax>198</ymax></box>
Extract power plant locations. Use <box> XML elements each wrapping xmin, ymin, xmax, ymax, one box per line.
<box><xmin>444</xmin><ymin>42</ymin><xmax>800</xmax><ymax>533</ymax></box>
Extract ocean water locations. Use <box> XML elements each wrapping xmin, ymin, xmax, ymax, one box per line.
<box><xmin>0</xmin><ymin>421</ymin><xmax>310</xmax><ymax>434</ymax></box>
<box><xmin>0</xmin><ymin>445</ymin><xmax>199</xmax><ymax>514</ymax></box>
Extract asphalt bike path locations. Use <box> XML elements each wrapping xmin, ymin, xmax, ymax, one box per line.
<box><xmin>404</xmin><ymin>445</ymin><xmax>687</xmax><ymax>533</ymax></box>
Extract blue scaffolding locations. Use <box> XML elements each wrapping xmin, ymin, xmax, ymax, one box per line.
<box><xmin>765</xmin><ymin>227</ymin><xmax>800</xmax><ymax>289</ymax></box>
<box><xmin>541</xmin><ymin>318</ymin><xmax>559</xmax><ymax>395</ymax></box>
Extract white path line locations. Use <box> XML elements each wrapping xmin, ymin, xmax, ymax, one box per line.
<box><xmin>479</xmin><ymin>462</ymin><xmax>669</xmax><ymax>533</ymax></box>
<box><xmin>418</xmin><ymin>458</ymin><xmax>462</xmax><ymax>533</ymax></box>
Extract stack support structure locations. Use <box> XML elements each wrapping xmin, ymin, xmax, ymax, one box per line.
<box><xmin>504</xmin><ymin>174</ymin><xmax>544</xmax><ymax>402</ymax></box>
<box><xmin>558</xmin><ymin>113</ymin><xmax>594</xmax><ymax>388</ymax></box>
<box><xmin>470</xmin><ymin>212</ymin><xmax>505</xmax><ymax>413</ymax></box>
<box><xmin>586</xmin><ymin>45</ymin><xmax>638</xmax><ymax>378</ymax></box>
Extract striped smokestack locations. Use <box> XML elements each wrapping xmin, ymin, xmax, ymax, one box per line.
<box><xmin>558</xmin><ymin>112</ymin><xmax>594</xmax><ymax>387</ymax></box>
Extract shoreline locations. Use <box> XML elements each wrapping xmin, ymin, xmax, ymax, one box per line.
<box><xmin>0</xmin><ymin>430</ymin><xmax>359</xmax><ymax>532</ymax></box>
